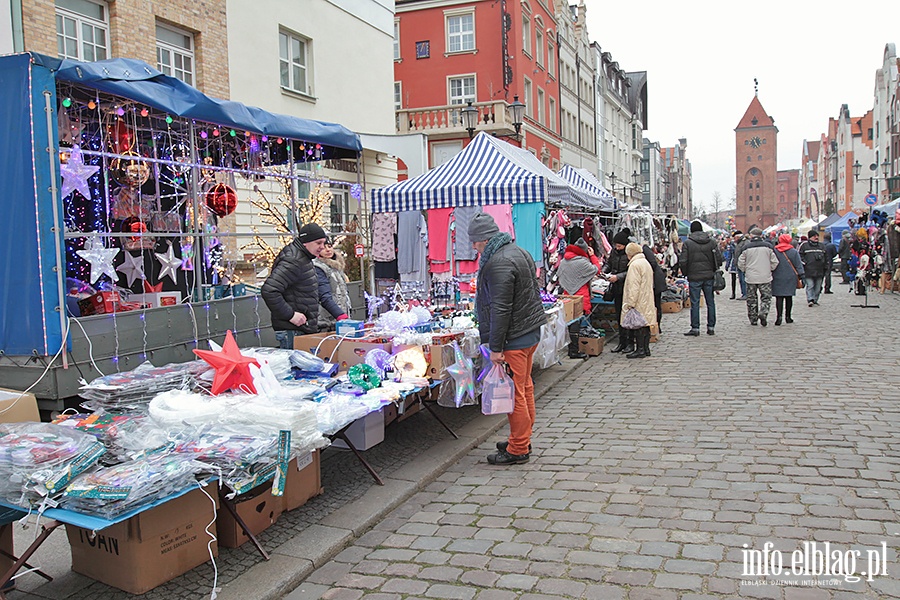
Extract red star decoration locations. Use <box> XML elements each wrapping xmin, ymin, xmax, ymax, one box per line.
<box><xmin>193</xmin><ymin>330</ymin><xmax>260</xmax><ymax>395</ymax></box>
<box><xmin>144</xmin><ymin>280</ymin><xmax>164</xmax><ymax>293</ymax></box>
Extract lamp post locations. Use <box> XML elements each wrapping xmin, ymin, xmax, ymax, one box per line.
<box><xmin>507</xmin><ymin>95</ymin><xmax>525</xmax><ymax>141</ymax></box>
<box><xmin>852</xmin><ymin>158</ymin><xmax>891</xmax><ymax>199</ymax></box>
<box><xmin>461</xmin><ymin>101</ymin><xmax>479</xmax><ymax>139</ymax></box>
<box><xmin>462</xmin><ymin>96</ymin><xmax>526</xmax><ymax>142</ymax></box>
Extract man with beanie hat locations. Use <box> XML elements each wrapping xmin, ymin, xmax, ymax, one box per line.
<box><xmin>604</xmin><ymin>228</ymin><xmax>634</xmax><ymax>353</ymax></box>
<box><xmin>262</xmin><ymin>222</ymin><xmax>343</xmax><ymax>349</ymax></box>
<box><xmin>737</xmin><ymin>227</ymin><xmax>778</xmax><ymax>326</ymax></box>
<box><xmin>678</xmin><ymin>220</ymin><xmax>723</xmax><ymax>336</ymax></box>
<box><xmin>798</xmin><ymin>229</ymin><xmax>827</xmax><ymax>306</ymax></box>
<box><xmin>469</xmin><ymin>212</ymin><xmax>547</xmax><ymax>465</ymax></box>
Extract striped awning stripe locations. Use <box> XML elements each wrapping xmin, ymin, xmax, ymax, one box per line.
<box><xmin>556</xmin><ymin>164</ymin><xmax>616</xmax><ymax>211</ymax></box>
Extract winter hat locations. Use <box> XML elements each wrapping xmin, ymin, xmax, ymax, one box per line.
<box><xmin>732</xmin><ymin>230</ymin><xmax>743</xmax><ymax>238</ymax></box>
<box><xmin>808</xmin><ymin>229</ymin><xmax>819</xmax><ymax>239</ymax></box>
<box><xmin>574</xmin><ymin>237</ymin><xmax>590</xmax><ymax>253</ymax></box>
<box><xmin>625</xmin><ymin>242</ymin><xmax>642</xmax><ymax>258</ymax></box>
<box><xmin>297</xmin><ymin>223</ymin><xmax>328</xmax><ymax>243</ymax></box>
<box><xmin>613</xmin><ymin>230</ymin><xmax>631</xmax><ymax>246</ymax></box>
<box><xmin>749</xmin><ymin>227</ymin><xmax>763</xmax><ymax>237</ymax></box>
<box><xmin>690</xmin><ymin>221</ymin><xmax>703</xmax><ymax>233</ymax></box>
<box><xmin>468</xmin><ymin>212</ymin><xmax>500</xmax><ymax>242</ymax></box>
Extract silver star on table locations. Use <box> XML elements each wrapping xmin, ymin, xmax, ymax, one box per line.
<box><xmin>76</xmin><ymin>237</ymin><xmax>119</xmax><ymax>284</ymax></box>
<box><xmin>60</xmin><ymin>146</ymin><xmax>100</xmax><ymax>199</ymax></box>
<box><xmin>116</xmin><ymin>251</ymin><xmax>146</xmax><ymax>287</ymax></box>
<box><xmin>155</xmin><ymin>243</ymin><xmax>182</xmax><ymax>285</ymax></box>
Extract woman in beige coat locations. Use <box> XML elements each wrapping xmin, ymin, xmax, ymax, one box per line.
<box><xmin>621</xmin><ymin>243</ymin><xmax>657</xmax><ymax>358</ymax></box>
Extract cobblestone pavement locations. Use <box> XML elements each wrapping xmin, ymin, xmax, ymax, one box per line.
<box><xmin>287</xmin><ymin>285</ymin><xmax>900</xmax><ymax>600</ymax></box>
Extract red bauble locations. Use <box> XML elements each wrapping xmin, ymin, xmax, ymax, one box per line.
<box><xmin>205</xmin><ymin>183</ymin><xmax>238</xmax><ymax>217</ymax></box>
<box><xmin>107</xmin><ymin>120</ymin><xmax>134</xmax><ymax>154</ymax></box>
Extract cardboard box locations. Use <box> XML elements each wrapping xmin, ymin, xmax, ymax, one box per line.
<box><xmin>128</xmin><ymin>292</ymin><xmax>181</xmax><ymax>309</ymax></box>
<box><xmin>0</xmin><ymin>388</ymin><xmax>40</xmax><ymax>423</ymax></box>
<box><xmin>649</xmin><ymin>323</ymin><xmax>659</xmax><ymax>343</ymax></box>
<box><xmin>383</xmin><ymin>403</ymin><xmax>398</xmax><ymax>427</ymax></box>
<box><xmin>217</xmin><ymin>481</ymin><xmax>283</xmax><ymax>548</ymax></box>
<box><xmin>282</xmin><ymin>451</ymin><xmax>323</xmax><ymax>512</ymax></box>
<box><xmin>682</xmin><ymin>298</ymin><xmax>691</xmax><ymax>308</ymax></box>
<box><xmin>294</xmin><ymin>334</ymin><xmax>391</xmax><ymax>369</ymax></box>
<box><xmin>332</xmin><ymin>408</ymin><xmax>385</xmax><ymax>451</ymax></box>
<box><xmin>578</xmin><ymin>337</ymin><xmax>604</xmax><ymax>356</ymax></box>
<box><xmin>661</xmin><ymin>301</ymin><xmax>682</xmax><ymax>314</ymax></box>
<box><xmin>78</xmin><ymin>291</ymin><xmax>121</xmax><ymax>316</ymax></box>
<box><xmin>558</xmin><ymin>295</ymin><xmax>584</xmax><ymax>322</ymax></box>
<box><xmin>66</xmin><ymin>488</ymin><xmax>218</xmax><ymax>595</ymax></box>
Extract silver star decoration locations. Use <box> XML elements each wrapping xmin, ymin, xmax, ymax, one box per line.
<box><xmin>155</xmin><ymin>243</ymin><xmax>182</xmax><ymax>285</ymax></box>
<box><xmin>116</xmin><ymin>251</ymin><xmax>146</xmax><ymax>287</ymax></box>
<box><xmin>60</xmin><ymin>146</ymin><xmax>100</xmax><ymax>199</ymax></box>
<box><xmin>76</xmin><ymin>238</ymin><xmax>119</xmax><ymax>284</ymax></box>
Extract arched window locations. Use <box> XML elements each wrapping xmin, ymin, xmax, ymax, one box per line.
<box><xmin>749</xmin><ymin>205</ymin><xmax>754</xmax><ymax>212</ymax></box>
<box><xmin>749</xmin><ymin>182</ymin><xmax>753</xmax><ymax>189</ymax></box>
<box><xmin>756</xmin><ymin>181</ymin><xmax>760</xmax><ymax>188</ymax></box>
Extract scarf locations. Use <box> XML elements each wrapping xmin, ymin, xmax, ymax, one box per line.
<box><xmin>557</xmin><ymin>252</ymin><xmax>598</xmax><ymax>295</ymax></box>
<box><xmin>774</xmin><ymin>234</ymin><xmax>793</xmax><ymax>253</ymax></box>
<box><xmin>315</xmin><ymin>254</ymin><xmax>349</xmax><ymax>282</ymax></box>
<box><xmin>479</xmin><ymin>232</ymin><xmax>513</xmax><ymax>269</ymax></box>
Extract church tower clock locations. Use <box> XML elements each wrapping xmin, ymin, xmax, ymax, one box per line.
<box><xmin>735</xmin><ymin>82</ymin><xmax>778</xmax><ymax>232</ymax></box>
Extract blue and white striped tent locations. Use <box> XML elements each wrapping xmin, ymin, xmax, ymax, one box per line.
<box><xmin>556</xmin><ymin>165</ymin><xmax>616</xmax><ymax>211</ymax></box>
<box><xmin>370</xmin><ymin>132</ymin><xmax>595</xmax><ymax>213</ymax></box>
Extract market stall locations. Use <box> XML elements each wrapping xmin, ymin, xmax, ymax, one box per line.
<box><xmin>0</xmin><ymin>52</ymin><xmax>363</xmax><ymax>407</ymax></box>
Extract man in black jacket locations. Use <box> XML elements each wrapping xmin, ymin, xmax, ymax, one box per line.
<box><xmin>470</xmin><ymin>213</ymin><xmax>546</xmax><ymax>466</ymax></box>
<box><xmin>262</xmin><ymin>223</ymin><xmax>339</xmax><ymax>349</ymax></box>
<box><xmin>837</xmin><ymin>230</ymin><xmax>852</xmax><ymax>284</ymax></box>
<box><xmin>679</xmin><ymin>221</ymin><xmax>723</xmax><ymax>336</ymax></box>
<box><xmin>799</xmin><ymin>229</ymin><xmax>827</xmax><ymax>306</ymax></box>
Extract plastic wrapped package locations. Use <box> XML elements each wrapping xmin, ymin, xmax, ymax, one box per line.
<box><xmin>313</xmin><ymin>393</ymin><xmax>384</xmax><ymax>435</ymax></box>
<box><xmin>79</xmin><ymin>360</ymin><xmax>211</xmax><ymax>412</ymax></box>
<box><xmin>52</xmin><ymin>412</ymin><xmax>169</xmax><ymax>465</ymax></box>
<box><xmin>0</xmin><ymin>423</ymin><xmax>106</xmax><ymax>505</ymax></box>
<box><xmin>534</xmin><ymin>306</ymin><xmax>568</xmax><ymax>370</ymax></box>
<box><xmin>62</xmin><ymin>451</ymin><xmax>206</xmax><ymax>518</ymax></box>
<box><xmin>239</xmin><ymin>347</ymin><xmax>318</xmax><ymax>380</ymax></box>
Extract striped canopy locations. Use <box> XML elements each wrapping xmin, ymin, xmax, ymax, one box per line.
<box><xmin>371</xmin><ymin>132</ymin><xmax>590</xmax><ymax>213</ymax></box>
<box><xmin>556</xmin><ymin>165</ymin><xmax>615</xmax><ymax>211</ymax></box>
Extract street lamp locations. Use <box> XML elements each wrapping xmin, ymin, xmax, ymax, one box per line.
<box><xmin>852</xmin><ymin>158</ymin><xmax>891</xmax><ymax>195</ymax></box>
<box><xmin>461</xmin><ymin>101</ymin><xmax>479</xmax><ymax>139</ymax></box>
<box><xmin>508</xmin><ymin>95</ymin><xmax>525</xmax><ymax>139</ymax></box>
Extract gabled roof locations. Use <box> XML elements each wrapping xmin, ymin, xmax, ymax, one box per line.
<box><xmin>806</xmin><ymin>140</ymin><xmax>820</xmax><ymax>161</ymax></box>
<box><xmin>735</xmin><ymin>96</ymin><xmax>777</xmax><ymax>131</ymax></box>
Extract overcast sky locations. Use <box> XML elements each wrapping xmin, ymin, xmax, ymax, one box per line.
<box><xmin>585</xmin><ymin>0</ymin><xmax>900</xmax><ymax>213</ymax></box>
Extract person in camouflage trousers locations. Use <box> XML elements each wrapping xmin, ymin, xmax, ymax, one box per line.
<box><xmin>737</xmin><ymin>228</ymin><xmax>778</xmax><ymax>327</ymax></box>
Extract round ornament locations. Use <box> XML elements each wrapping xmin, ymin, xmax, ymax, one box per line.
<box><xmin>110</xmin><ymin>152</ymin><xmax>151</xmax><ymax>187</ymax></box>
<box><xmin>205</xmin><ymin>183</ymin><xmax>238</xmax><ymax>217</ymax></box>
<box><xmin>392</xmin><ymin>347</ymin><xmax>428</xmax><ymax>379</ymax></box>
<box><xmin>347</xmin><ymin>363</ymin><xmax>381</xmax><ymax>391</ymax></box>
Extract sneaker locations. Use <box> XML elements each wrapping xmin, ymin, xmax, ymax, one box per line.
<box><xmin>487</xmin><ymin>449</ymin><xmax>529</xmax><ymax>465</ymax></box>
<box><xmin>497</xmin><ymin>441</ymin><xmax>532</xmax><ymax>453</ymax></box>
<box><xmin>684</xmin><ymin>329</ymin><xmax>700</xmax><ymax>337</ymax></box>
<box><xmin>813</xmin><ymin>301</ymin><xmax>819</xmax><ymax>306</ymax></box>
<box><xmin>760</xmin><ymin>316</ymin><xmax>767</xmax><ymax>327</ymax></box>
<box><xmin>750</xmin><ymin>321</ymin><xmax>758</xmax><ymax>326</ymax></box>
<box><xmin>738</xmin><ymin>296</ymin><xmax>747</xmax><ymax>301</ymax></box>
<box><xmin>808</xmin><ymin>302</ymin><xmax>814</xmax><ymax>307</ymax></box>
<box><xmin>706</xmin><ymin>328</ymin><xmax>715</xmax><ymax>335</ymax></box>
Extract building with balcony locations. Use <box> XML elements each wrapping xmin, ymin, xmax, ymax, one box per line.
<box><xmin>393</xmin><ymin>0</ymin><xmax>562</xmax><ymax>169</ymax></box>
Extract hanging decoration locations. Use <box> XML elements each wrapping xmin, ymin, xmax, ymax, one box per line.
<box><xmin>392</xmin><ymin>346</ymin><xmax>428</xmax><ymax>379</ymax></box>
<box><xmin>115</xmin><ymin>250</ymin><xmax>146</xmax><ymax>287</ymax></box>
<box><xmin>76</xmin><ymin>237</ymin><xmax>119</xmax><ymax>284</ymax></box>
<box><xmin>347</xmin><ymin>363</ymin><xmax>381</xmax><ymax>391</ymax></box>
<box><xmin>297</xmin><ymin>182</ymin><xmax>332</xmax><ymax>229</ymax></box>
<box><xmin>60</xmin><ymin>146</ymin><xmax>101</xmax><ymax>199</ymax></box>
<box><xmin>192</xmin><ymin>330</ymin><xmax>260</xmax><ymax>395</ymax></box>
<box><xmin>154</xmin><ymin>243</ymin><xmax>183</xmax><ymax>285</ymax></box>
<box><xmin>110</xmin><ymin>152</ymin><xmax>151</xmax><ymax>188</ymax></box>
<box><xmin>144</xmin><ymin>280</ymin><xmax>164</xmax><ymax>293</ymax></box>
<box><xmin>204</xmin><ymin>182</ymin><xmax>238</xmax><ymax>217</ymax></box>
<box><xmin>106</xmin><ymin>119</ymin><xmax>135</xmax><ymax>154</ymax></box>
<box><xmin>445</xmin><ymin>341</ymin><xmax>476</xmax><ymax>408</ymax></box>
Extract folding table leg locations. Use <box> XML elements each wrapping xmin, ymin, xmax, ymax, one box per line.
<box><xmin>0</xmin><ymin>520</ymin><xmax>61</xmax><ymax>598</ymax></box>
<box><xmin>0</xmin><ymin>548</ymin><xmax>53</xmax><ymax>582</ymax></box>
<box><xmin>329</xmin><ymin>428</ymin><xmax>384</xmax><ymax>486</ymax></box>
<box><xmin>217</xmin><ymin>492</ymin><xmax>270</xmax><ymax>561</ymax></box>
<box><xmin>421</xmin><ymin>400</ymin><xmax>459</xmax><ymax>439</ymax></box>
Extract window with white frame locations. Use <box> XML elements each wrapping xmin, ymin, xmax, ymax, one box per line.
<box><xmin>537</xmin><ymin>88</ymin><xmax>544</xmax><ymax>124</ymax></box>
<box><xmin>393</xmin><ymin>19</ymin><xmax>400</xmax><ymax>60</ymax></box>
<box><xmin>521</xmin><ymin>14</ymin><xmax>531</xmax><ymax>55</ymax></box>
<box><xmin>523</xmin><ymin>77</ymin><xmax>532</xmax><ymax>117</ymax></box>
<box><xmin>394</xmin><ymin>82</ymin><xmax>402</xmax><ymax>110</ymax></box>
<box><xmin>279</xmin><ymin>30</ymin><xmax>312</xmax><ymax>96</ymax></box>
<box><xmin>534</xmin><ymin>20</ymin><xmax>543</xmax><ymax>66</ymax></box>
<box><xmin>448</xmin><ymin>75</ymin><xmax>476</xmax><ymax>105</ymax></box>
<box><xmin>549</xmin><ymin>97</ymin><xmax>556</xmax><ymax>132</ymax></box>
<box><xmin>156</xmin><ymin>24</ymin><xmax>194</xmax><ymax>86</ymax></box>
<box><xmin>330</xmin><ymin>189</ymin><xmax>350</xmax><ymax>230</ymax></box>
<box><xmin>446</xmin><ymin>12</ymin><xmax>475</xmax><ymax>53</ymax></box>
<box><xmin>547</xmin><ymin>41</ymin><xmax>555</xmax><ymax>77</ymax></box>
<box><xmin>56</xmin><ymin>0</ymin><xmax>108</xmax><ymax>61</ymax></box>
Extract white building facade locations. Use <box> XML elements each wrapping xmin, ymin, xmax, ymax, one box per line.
<box><xmin>555</xmin><ymin>0</ymin><xmax>597</xmax><ymax>176</ymax></box>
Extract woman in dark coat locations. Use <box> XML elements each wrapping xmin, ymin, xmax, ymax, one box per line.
<box><xmin>772</xmin><ymin>234</ymin><xmax>805</xmax><ymax>325</ymax></box>
<box><xmin>603</xmin><ymin>229</ymin><xmax>633</xmax><ymax>353</ymax></box>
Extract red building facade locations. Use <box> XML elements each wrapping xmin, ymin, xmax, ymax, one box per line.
<box><xmin>394</xmin><ymin>0</ymin><xmax>562</xmax><ymax>169</ymax></box>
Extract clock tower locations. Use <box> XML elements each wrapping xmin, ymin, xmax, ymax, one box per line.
<box><xmin>735</xmin><ymin>91</ymin><xmax>778</xmax><ymax>232</ymax></box>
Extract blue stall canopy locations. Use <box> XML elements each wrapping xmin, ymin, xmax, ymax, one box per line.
<box><xmin>826</xmin><ymin>211</ymin><xmax>860</xmax><ymax>242</ymax></box>
<box><xmin>556</xmin><ymin>165</ymin><xmax>615</xmax><ymax>211</ymax></box>
<box><xmin>370</xmin><ymin>132</ymin><xmax>593</xmax><ymax>213</ymax></box>
<box><xmin>54</xmin><ymin>57</ymin><xmax>362</xmax><ymax>154</ymax></box>
<box><xmin>817</xmin><ymin>213</ymin><xmax>841</xmax><ymax>229</ymax></box>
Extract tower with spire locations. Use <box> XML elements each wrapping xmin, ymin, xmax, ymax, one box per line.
<box><xmin>734</xmin><ymin>81</ymin><xmax>778</xmax><ymax>232</ymax></box>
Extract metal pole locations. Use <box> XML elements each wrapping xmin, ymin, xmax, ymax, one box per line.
<box><xmin>43</xmin><ymin>91</ymin><xmax>69</xmax><ymax>369</ymax></box>
<box><xmin>189</xmin><ymin>121</ymin><xmax>204</xmax><ymax>299</ymax></box>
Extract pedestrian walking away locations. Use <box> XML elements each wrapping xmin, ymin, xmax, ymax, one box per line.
<box><xmin>469</xmin><ymin>212</ymin><xmax>547</xmax><ymax>466</ymax></box>
<box><xmin>823</xmin><ymin>231</ymin><xmax>837</xmax><ymax>294</ymax></box>
<box><xmin>737</xmin><ymin>227</ymin><xmax>778</xmax><ymax>326</ymax></box>
<box><xmin>799</xmin><ymin>229</ymin><xmax>827</xmax><ymax>306</ymax></box>
<box><xmin>837</xmin><ymin>229</ymin><xmax>852</xmax><ymax>284</ymax></box>
<box><xmin>772</xmin><ymin>234</ymin><xmax>805</xmax><ymax>325</ymax></box>
<box><xmin>678</xmin><ymin>220</ymin><xmax>723</xmax><ymax>336</ymax></box>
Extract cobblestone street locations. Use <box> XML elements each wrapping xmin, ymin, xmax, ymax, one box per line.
<box><xmin>288</xmin><ymin>285</ymin><xmax>900</xmax><ymax>600</ymax></box>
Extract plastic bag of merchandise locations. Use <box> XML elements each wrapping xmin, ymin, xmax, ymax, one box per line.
<box><xmin>0</xmin><ymin>423</ymin><xmax>106</xmax><ymax>504</ymax></box>
<box><xmin>533</xmin><ymin>306</ymin><xmax>566</xmax><ymax>370</ymax></box>
<box><xmin>480</xmin><ymin>365</ymin><xmax>515</xmax><ymax>415</ymax></box>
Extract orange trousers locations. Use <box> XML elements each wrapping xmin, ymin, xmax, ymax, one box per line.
<box><xmin>503</xmin><ymin>344</ymin><xmax>537</xmax><ymax>456</ymax></box>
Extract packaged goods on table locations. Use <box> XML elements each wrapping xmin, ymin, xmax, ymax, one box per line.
<box><xmin>79</xmin><ymin>361</ymin><xmax>211</xmax><ymax>412</ymax></box>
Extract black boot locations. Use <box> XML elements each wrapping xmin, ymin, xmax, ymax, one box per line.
<box><xmin>642</xmin><ymin>327</ymin><xmax>651</xmax><ymax>357</ymax></box>
<box><xmin>568</xmin><ymin>333</ymin><xmax>587</xmax><ymax>359</ymax></box>
<box><xmin>626</xmin><ymin>328</ymin><xmax>648</xmax><ymax>358</ymax></box>
<box><xmin>610</xmin><ymin>329</ymin><xmax>630</xmax><ymax>353</ymax></box>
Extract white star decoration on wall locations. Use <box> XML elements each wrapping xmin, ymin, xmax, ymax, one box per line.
<box><xmin>116</xmin><ymin>251</ymin><xmax>146</xmax><ymax>287</ymax></box>
<box><xmin>60</xmin><ymin>146</ymin><xmax>100</xmax><ymax>199</ymax></box>
<box><xmin>76</xmin><ymin>237</ymin><xmax>119</xmax><ymax>284</ymax></box>
<box><xmin>155</xmin><ymin>243</ymin><xmax>182</xmax><ymax>285</ymax></box>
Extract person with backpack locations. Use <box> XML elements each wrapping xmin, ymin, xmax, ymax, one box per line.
<box><xmin>799</xmin><ymin>229</ymin><xmax>827</xmax><ymax>307</ymax></box>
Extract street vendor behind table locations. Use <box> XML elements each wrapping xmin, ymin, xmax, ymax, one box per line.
<box><xmin>468</xmin><ymin>213</ymin><xmax>547</xmax><ymax>466</ymax></box>
<box><xmin>262</xmin><ymin>223</ymin><xmax>347</xmax><ymax>350</ymax></box>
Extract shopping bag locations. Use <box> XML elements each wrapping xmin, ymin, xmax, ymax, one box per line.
<box><xmin>621</xmin><ymin>308</ymin><xmax>648</xmax><ymax>330</ymax></box>
<box><xmin>481</xmin><ymin>364</ymin><xmax>515</xmax><ymax>415</ymax></box>
<box><xmin>713</xmin><ymin>269</ymin><xmax>726</xmax><ymax>291</ymax></box>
